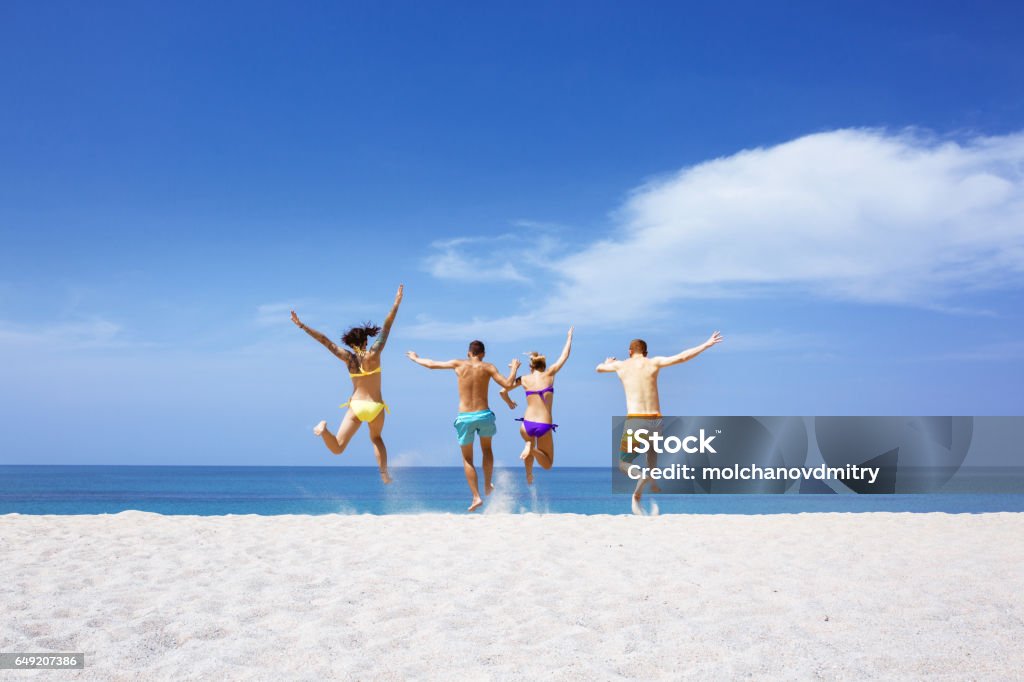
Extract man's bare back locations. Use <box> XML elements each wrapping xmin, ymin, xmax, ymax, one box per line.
<box><xmin>611</xmin><ymin>356</ymin><xmax>663</xmax><ymax>415</ymax></box>
<box><xmin>597</xmin><ymin>332</ymin><xmax>723</xmax><ymax>414</ymax></box>
<box><xmin>453</xmin><ymin>359</ymin><xmax>507</xmax><ymax>412</ymax></box>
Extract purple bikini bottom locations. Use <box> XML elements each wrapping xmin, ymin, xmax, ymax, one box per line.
<box><xmin>516</xmin><ymin>418</ymin><xmax>558</xmax><ymax>438</ymax></box>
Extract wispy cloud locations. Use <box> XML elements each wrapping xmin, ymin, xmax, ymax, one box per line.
<box><xmin>410</xmin><ymin>128</ymin><xmax>1024</xmax><ymax>339</ymax></box>
<box><xmin>422</xmin><ymin>229</ymin><xmax>563</xmax><ymax>284</ymax></box>
<box><xmin>255</xmin><ymin>299</ymin><xmax>384</xmax><ymax>330</ymax></box>
<box><xmin>0</xmin><ymin>318</ymin><xmax>130</xmax><ymax>350</ymax></box>
<box><xmin>255</xmin><ymin>301</ymin><xmax>306</xmax><ymax>327</ymax></box>
<box><xmin>390</xmin><ymin>450</ymin><xmax>431</xmax><ymax>467</ymax></box>
<box><xmin>424</xmin><ymin>236</ymin><xmax>528</xmax><ymax>282</ymax></box>
<box><xmin>934</xmin><ymin>340</ymin><xmax>1024</xmax><ymax>362</ymax></box>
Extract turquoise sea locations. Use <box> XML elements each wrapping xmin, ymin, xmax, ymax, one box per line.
<box><xmin>2</xmin><ymin>466</ymin><xmax>1024</xmax><ymax>515</ymax></box>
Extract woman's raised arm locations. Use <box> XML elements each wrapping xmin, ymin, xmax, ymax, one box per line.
<box><xmin>291</xmin><ymin>311</ymin><xmax>350</xmax><ymax>362</ymax></box>
<box><xmin>371</xmin><ymin>284</ymin><xmax>404</xmax><ymax>353</ymax></box>
<box><xmin>548</xmin><ymin>326</ymin><xmax>574</xmax><ymax>374</ymax></box>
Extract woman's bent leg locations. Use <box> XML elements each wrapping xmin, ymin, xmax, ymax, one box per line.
<box><xmin>314</xmin><ymin>410</ymin><xmax>360</xmax><ymax>455</ymax></box>
<box><xmin>533</xmin><ymin>431</ymin><xmax>554</xmax><ymax>470</ymax></box>
<box><xmin>518</xmin><ymin>425</ymin><xmax>536</xmax><ymax>484</ymax></box>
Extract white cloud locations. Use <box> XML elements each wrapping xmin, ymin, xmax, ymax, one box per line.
<box><xmin>422</xmin><ymin>231</ymin><xmax>563</xmax><ymax>283</ymax></box>
<box><xmin>390</xmin><ymin>450</ymin><xmax>430</xmax><ymax>467</ymax></box>
<box><xmin>411</xmin><ymin>128</ymin><xmax>1024</xmax><ymax>340</ymax></box>
<box><xmin>0</xmin><ymin>318</ymin><xmax>128</xmax><ymax>350</ymax></box>
<box><xmin>255</xmin><ymin>301</ymin><xmax>305</xmax><ymax>327</ymax></box>
<box><xmin>256</xmin><ymin>299</ymin><xmax>384</xmax><ymax>330</ymax></box>
<box><xmin>937</xmin><ymin>340</ymin><xmax>1024</xmax><ymax>362</ymax></box>
<box><xmin>424</xmin><ymin>236</ymin><xmax>527</xmax><ymax>282</ymax></box>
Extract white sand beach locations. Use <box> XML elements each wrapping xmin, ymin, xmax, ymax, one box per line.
<box><xmin>2</xmin><ymin>512</ymin><xmax>1023</xmax><ymax>680</ymax></box>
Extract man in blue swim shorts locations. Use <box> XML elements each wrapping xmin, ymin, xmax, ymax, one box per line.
<box><xmin>454</xmin><ymin>409</ymin><xmax>497</xmax><ymax>445</ymax></box>
<box><xmin>408</xmin><ymin>340</ymin><xmax>519</xmax><ymax>511</ymax></box>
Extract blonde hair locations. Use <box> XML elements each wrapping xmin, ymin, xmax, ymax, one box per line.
<box><xmin>528</xmin><ymin>351</ymin><xmax>547</xmax><ymax>371</ymax></box>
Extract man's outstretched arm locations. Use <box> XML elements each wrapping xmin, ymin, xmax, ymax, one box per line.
<box><xmin>652</xmin><ymin>331</ymin><xmax>724</xmax><ymax>368</ymax></box>
<box><xmin>498</xmin><ymin>362</ymin><xmax>522</xmax><ymax>409</ymax></box>
<box><xmin>595</xmin><ymin>357</ymin><xmax>621</xmax><ymax>373</ymax></box>
<box><xmin>406</xmin><ymin>351</ymin><xmax>458</xmax><ymax>370</ymax></box>
<box><xmin>489</xmin><ymin>359</ymin><xmax>521</xmax><ymax>390</ymax></box>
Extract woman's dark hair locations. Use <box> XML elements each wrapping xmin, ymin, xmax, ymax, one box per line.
<box><xmin>341</xmin><ymin>323</ymin><xmax>381</xmax><ymax>350</ymax></box>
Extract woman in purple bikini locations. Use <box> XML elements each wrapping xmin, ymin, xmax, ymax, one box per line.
<box><xmin>499</xmin><ymin>326</ymin><xmax>573</xmax><ymax>484</ymax></box>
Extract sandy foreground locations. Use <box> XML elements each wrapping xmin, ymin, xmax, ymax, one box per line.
<box><xmin>2</xmin><ymin>512</ymin><xmax>1023</xmax><ymax>681</ymax></box>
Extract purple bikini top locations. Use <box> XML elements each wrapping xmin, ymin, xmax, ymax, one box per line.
<box><xmin>524</xmin><ymin>385</ymin><xmax>554</xmax><ymax>399</ymax></box>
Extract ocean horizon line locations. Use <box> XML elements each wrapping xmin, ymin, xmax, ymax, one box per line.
<box><xmin>3</xmin><ymin>464</ymin><xmax>1024</xmax><ymax>471</ymax></box>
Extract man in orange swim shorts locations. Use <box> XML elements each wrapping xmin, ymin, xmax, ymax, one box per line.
<box><xmin>597</xmin><ymin>332</ymin><xmax>724</xmax><ymax>513</ymax></box>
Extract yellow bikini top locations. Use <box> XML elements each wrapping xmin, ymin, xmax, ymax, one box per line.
<box><xmin>349</xmin><ymin>365</ymin><xmax>382</xmax><ymax>378</ymax></box>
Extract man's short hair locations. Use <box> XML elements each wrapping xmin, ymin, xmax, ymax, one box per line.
<box><xmin>468</xmin><ymin>340</ymin><xmax>486</xmax><ymax>357</ymax></box>
<box><xmin>629</xmin><ymin>339</ymin><xmax>648</xmax><ymax>356</ymax></box>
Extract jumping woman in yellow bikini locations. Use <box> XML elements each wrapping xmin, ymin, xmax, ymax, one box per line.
<box><xmin>290</xmin><ymin>284</ymin><xmax>403</xmax><ymax>484</ymax></box>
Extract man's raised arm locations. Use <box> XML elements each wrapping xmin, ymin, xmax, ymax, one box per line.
<box><xmin>595</xmin><ymin>357</ymin><xmax>621</xmax><ymax>373</ymax></box>
<box><xmin>406</xmin><ymin>351</ymin><xmax>458</xmax><ymax>370</ymax></box>
<box><xmin>652</xmin><ymin>331</ymin><xmax>724</xmax><ymax>368</ymax></box>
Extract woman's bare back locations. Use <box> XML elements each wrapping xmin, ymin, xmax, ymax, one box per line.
<box><xmin>520</xmin><ymin>371</ymin><xmax>555</xmax><ymax>422</ymax></box>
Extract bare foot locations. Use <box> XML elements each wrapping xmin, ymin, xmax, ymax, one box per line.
<box><xmin>632</xmin><ymin>492</ymin><xmax>646</xmax><ymax>516</ymax></box>
<box><xmin>485</xmin><ymin>482</ymin><xmax>495</xmax><ymax>496</ymax></box>
<box><xmin>380</xmin><ymin>470</ymin><xmax>393</xmax><ymax>484</ymax></box>
<box><xmin>519</xmin><ymin>445</ymin><xmax>532</xmax><ymax>461</ymax></box>
<box><xmin>313</xmin><ymin>420</ymin><xmax>328</xmax><ymax>436</ymax></box>
<box><xmin>468</xmin><ymin>497</ymin><xmax>484</xmax><ymax>512</ymax></box>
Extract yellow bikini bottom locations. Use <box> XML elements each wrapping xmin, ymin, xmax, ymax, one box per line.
<box><xmin>341</xmin><ymin>399</ymin><xmax>389</xmax><ymax>423</ymax></box>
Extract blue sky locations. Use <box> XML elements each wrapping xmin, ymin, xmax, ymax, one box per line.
<box><xmin>1</xmin><ymin>1</ymin><xmax>1023</xmax><ymax>466</ymax></box>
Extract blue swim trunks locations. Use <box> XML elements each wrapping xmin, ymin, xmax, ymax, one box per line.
<box><xmin>454</xmin><ymin>409</ymin><xmax>497</xmax><ymax>445</ymax></box>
